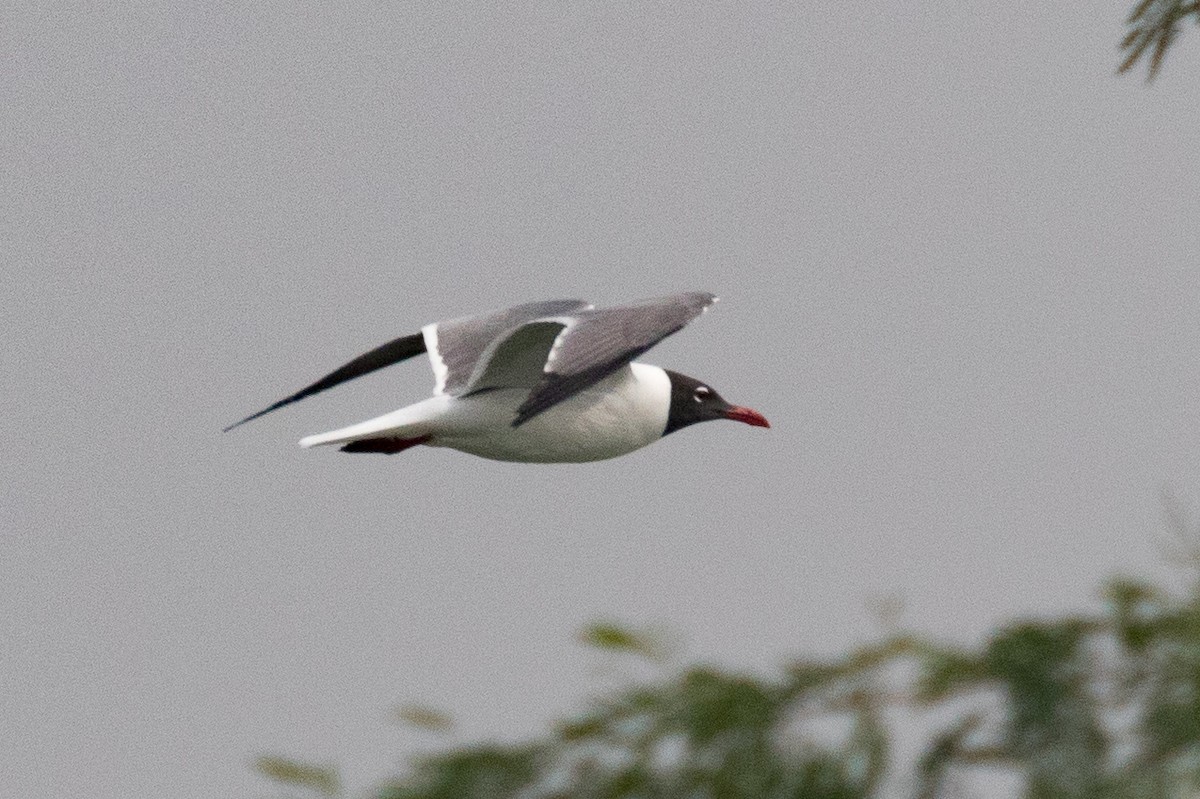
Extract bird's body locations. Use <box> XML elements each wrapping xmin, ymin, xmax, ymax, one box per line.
<box><xmin>227</xmin><ymin>292</ymin><xmax>768</xmax><ymax>463</ymax></box>
<box><xmin>301</xmin><ymin>363</ymin><xmax>671</xmax><ymax>463</ymax></box>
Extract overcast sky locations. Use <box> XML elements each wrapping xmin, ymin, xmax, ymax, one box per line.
<box><xmin>6</xmin><ymin>3</ymin><xmax>1200</xmax><ymax>798</ymax></box>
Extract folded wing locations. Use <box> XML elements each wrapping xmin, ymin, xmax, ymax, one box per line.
<box><xmin>425</xmin><ymin>299</ymin><xmax>590</xmax><ymax>395</ymax></box>
<box><xmin>511</xmin><ymin>291</ymin><xmax>717</xmax><ymax>426</ymax></box>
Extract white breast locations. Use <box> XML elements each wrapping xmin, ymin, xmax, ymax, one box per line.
<box><xmin>431</xmin><ymin>362</ymin><xmax>672</xmax><ymax>463</ymax></box>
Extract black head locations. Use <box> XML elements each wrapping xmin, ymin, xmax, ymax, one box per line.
<box><xmin>662</xmin><ymin>370</ymin><xmax>770</xmax><ymax>436</ymax></box>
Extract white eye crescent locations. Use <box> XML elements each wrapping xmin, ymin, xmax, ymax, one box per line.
<box><xmin>693</xmin><ymin>386</ymin><xmax>710</xmax><ymax>403</ymax></box>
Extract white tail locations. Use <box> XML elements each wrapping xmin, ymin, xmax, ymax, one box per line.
<box><xmin>298</xmin><ymin>396</ymin><xmax>446</xmax><ymax>449</ymax></box>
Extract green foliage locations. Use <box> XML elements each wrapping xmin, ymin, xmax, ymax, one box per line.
<box><xmin>910</xmin><ymin>578</ymin><xmax>1200</xmax><ymax>798</ymax></box>
<box><xmin>257</xmin><ymin>584</ymin><xmax>1200</xmax><ymax>799</ymax></box>
<box><xmin>378</xmin><ymin>745</ymin><xmax>544</xmax><ymax>799</ymax></box>
<box><xmin>1119</xmin><ymin>0</ymin><xmax>1200</xmax><ymax>79</ymax></box>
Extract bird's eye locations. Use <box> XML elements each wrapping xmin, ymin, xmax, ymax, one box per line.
<box><xmin>693</xmin><ymin>386</ymin><xmax>710</xmax><ymax>403</ymax></box>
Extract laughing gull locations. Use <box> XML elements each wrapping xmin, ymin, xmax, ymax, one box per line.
<box><xmin>225</xmin><ymin>291</ymin><xmax>769</xmax><ymax>463</ymax></box>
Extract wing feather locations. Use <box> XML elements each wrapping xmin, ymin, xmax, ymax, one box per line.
<box><xmin>512</xmin><ymin>291</ymin><xmax>716</xmax><ymax>426</ymax></box>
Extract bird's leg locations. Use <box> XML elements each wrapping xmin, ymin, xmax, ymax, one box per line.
<box><xmin>339</xmin><ymin>435</ymin><xmax>432</xmax><ymax>455</ymax></box>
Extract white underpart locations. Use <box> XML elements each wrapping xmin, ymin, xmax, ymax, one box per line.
<box><xmin>421</xmin><ymin>322</ymin><xmax>449</xmax><ymax>394</ymax></box>
<box><xmin>298</xmin><ymin>362</ymin><xmax>673</xmax><ymax>463</ymax></box>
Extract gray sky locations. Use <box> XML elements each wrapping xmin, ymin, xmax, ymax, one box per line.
<box><xmin>6</xmin><ymin>3</ymin><xmax>1200</xmax><ymax>797</ymax></box>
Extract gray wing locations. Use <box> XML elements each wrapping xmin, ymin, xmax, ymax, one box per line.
<box><xmin>512</xmin><ymin>291</ymin><xmax>717</xmax><ymax>426</ymax></box>
<box><xmin>426</xmin><ymin>299</ymin><xmax>591</xmax><ymax>395</ymax></box>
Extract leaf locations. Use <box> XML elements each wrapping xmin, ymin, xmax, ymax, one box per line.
<box><xmin>1106</xmin><ymin>577</ymin><xmax>1162</xmax><ymax>651</ymax></box>
<box><xmin>578</xmin><ymin>621</ymin><xmax>667</xmax><ymax>661</ymax></box>
<box><xmin>916</xmin><ymin>646</ymin><xmax>986</xmax><ymax>702</ymax></box>
<box><xmin>379</xmin><ymin>744</ymin><xmax>542</xmax><ymax>799</ymax></box>
<box><xmin>671</xmin><ymin>668</ymin><xmax>778</xmax><ymax>746</ymax></box>
<box><xmin>393</xmin><ymin>705</ymin><xmax>455</xmax><ymax>733</ymax></box>
<box><xmin>254</xmin><ymin>755</ymin><xmax>340</xmax><ymax>797</ymax></box>
<box><xmin>555</xmin><ymin>714</ymin><xmax>608</xmax><ymax>743</ymax></box>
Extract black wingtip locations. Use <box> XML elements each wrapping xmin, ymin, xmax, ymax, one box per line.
<box><xmin>222</xmin><ymin>414</ymin><xmax>258</xmax><ymax>433</ymax></box>
<box><xmin>222</xmin><ymin>331</ymin><xmax>428</xmax><ymax>434</ymax></box>
<box><xmin>222</xmin><ymin>405</ymin><xmax>279</xmax><ymax>433</ymax></box>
